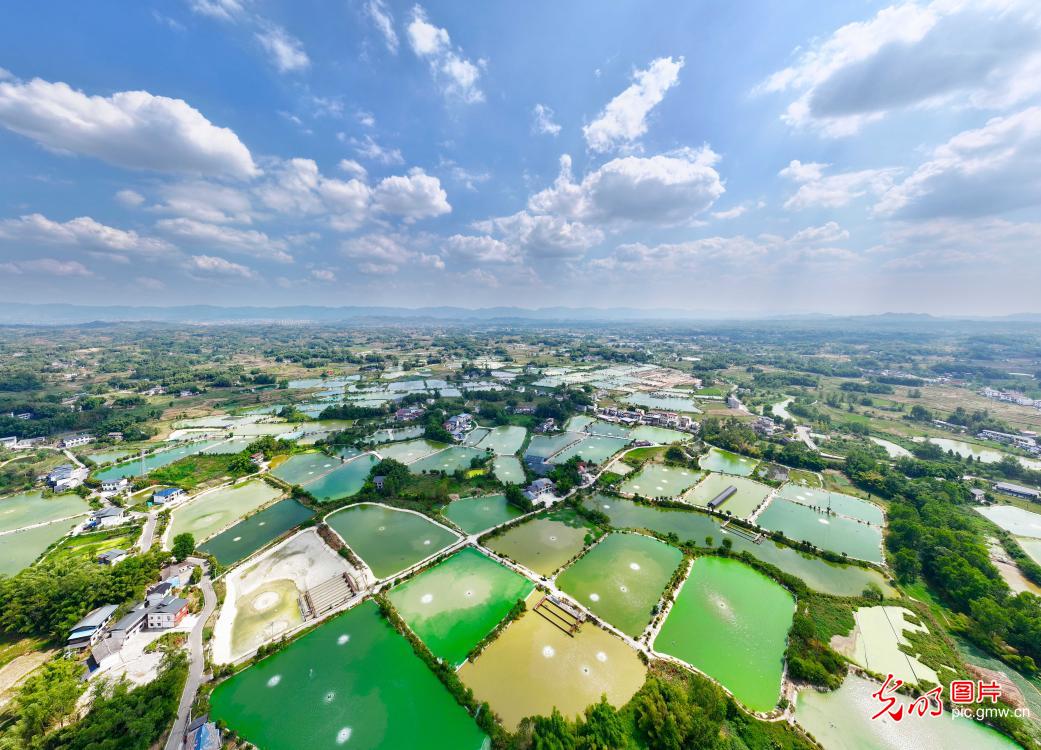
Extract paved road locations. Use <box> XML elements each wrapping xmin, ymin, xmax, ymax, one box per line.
<box><xmin>795</xmin><ymin>425</ymin><xmax>818</xmax><ymax>452</ymax></box>
<box><xmin>137</xmin><ymin>510</ymin><xmax>159</xmax><ymax>552</ymax></box>
<box><xmin>165</xmin><ymin>568</ymin><xmax>216</xmax><ymax>750</ymax></box>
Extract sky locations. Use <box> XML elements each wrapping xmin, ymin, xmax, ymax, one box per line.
<box><xmin>0</xmin><ymin>0</ymin><xmax>1040</xmax><ymax>315</ymax></box>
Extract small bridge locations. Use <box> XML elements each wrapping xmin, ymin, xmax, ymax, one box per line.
<box><xmin>533</xmin><ymin>595</ymin><xmax>584</xmax><ymax>636</ymax></box>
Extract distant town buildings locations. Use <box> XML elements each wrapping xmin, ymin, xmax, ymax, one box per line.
<box><xmin>978</xmin><ymin>430</ymin><xmax>1040</xmax><ymax>454</ymax></box>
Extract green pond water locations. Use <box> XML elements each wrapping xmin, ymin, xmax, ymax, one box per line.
<box><xmin>699</xmin><ymin>447</ymin><xmax>759</xmax><ymax>476</ymax></box>
<box><xmin>0</xmin><ymin>490</ymin><xmax>90</xmax><ymax>534</ymax></box>
<box><xmin>303</xmin><ymin>455</ymin><xmax>379</xmax><ymax>502</ymax></box>
<box><xmin>583</xmin><ymin>495</ymin><xmax>893</xmax><ymax>598</ymax></box>
<box><xmin>526</xmin><ymin>433</ymin><xmax>582</xmax><ymax>459</ymax></box>
<box><xmin>210</xmin><ymin>600</ymin><xmax>487</xmax><ymax>750</ymax></box>
<box><xmin>409</xmin><ymin>446</ymin><xmax>485</xmax><ymax>474</ymax></box>
<box><xmin>325</xmin><ymin>504</ymin><xmax>459</xmax><ymax>579</ymax></box>
<box><xmin>624</xmin><ymin>392</ymin><xmax>702</xmax><ymax>413</ymax></box>
<box><xmin>475</xmin><ymin>425</ymin><xmax>527</xmax><ymax>455</ymax></box>
<box><xmin>757</xmin><ymin>498</ymin><xmax>884</xmax><ymax>563</ymax></box>
<box><xmin>271</xmin><ymin>452</ymin><xmax>342</xmax><ymax>485</ymax></box>
<box><xmin>492</xmin><ymin>455</ymin><xmax>525</xmax><ymax>484</ymax></box>
<box><xmin>443</xmin><ymin>494</ymin><xmax>524</xmax><ymax>534</ymax></box>
<box><xmin>566</xmin><ymin>417</ymin><xmax>631</xmax><ymax>439</ymax></box>
<box><xmin>628</xmin><ymin>425</ymin><xmax>689</xmax><ymax>444</ymax></box>
<box><xmin>377</xmin><ymin>438</ymin><xmax>447</xmax><ymax>464</ymax></box>
<box><xmin>485</xmin><ymin>508</ymin><xmax>596</xmax><ymax>576</ymax></box>
<box><xmin>795</xmin><ymin>674</ymin><xmax>1021</xmax><ymax>750</ymax></box>
<box><xmin>94</xmin><ymin>440</ymin><xmax>221</xmax><ymax>480</ymax></box>
<box><xmin>0</xmin><ymin>519</ymin><xmax>78</xmax><ymax>575</ymax></box>
<box><xmin>976</xmin><ymin>504</ymin><xmax>1041</xmax><ymax>538</ymax></box>
<box><xmin>955</xmin><ymin>635</ymin><xmax>1041</xmax><ymax>736</ymax></box>
<box><xmin>170</xmin><ymin>480</ymin><xmax>282</xmax><ymax>542</ymax></box>
<box><xmin>687</xmin><ymin>474</ymin><xmax>772</xmax><ymax>519</ymax></box>
<box><xmin>199</xmin><ymin>499</ymin><xmax>315</xmax><ymax>566</ymax></box>
<box><xmin>556</xmin><ymin>533</ymin><xmax>683</xmax><ymax>637</ymax></box>
<box><xmin>654</xmin><ymin>556</ymin><xmax>794</xmax><ymax>712</ymax></box>
<box><xmin>1020</xmin><ymin>537</ymin><xmax>1041</xmax><ymax>566</ymax></box>
<box><xmin>551</xmin><ymin>434</ymin><xmax>631</xmax><ymax>464</ymax></box>
<box><xmin>462</xmin><ymin>428</ymin><xmax>490</xmax><ymax>446</ymax></box>
<box><xmin>84</xmin><ymin>449</ymin><xmax>134</xmax><ymax>464</ymax></box>
<box><xmin>368</xmin><ymin>426</ymin><xmax>425</xmax><ymax>443</ymax></box>
<box><xmin>619</xmin><ymin>463</ymin><xmax>703</xmax><ymax>498</ymax></box>
<box><xmin>777</xmin><ymin>484</ymin><xmax>885</xmax><ymax>526</ymax></box>
<box><xmin>201</xmin><ymin>437</ymin><xmax>254</xmax><ymax>454</ymax></box>
<box><xmin>389</xmin><ymin>547</ymin><xmax>533</xmax><ymax>667</ymax></box>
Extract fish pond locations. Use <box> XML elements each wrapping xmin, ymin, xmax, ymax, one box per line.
<box><xmin>325</xmin><ymin>504</ymin><xmax>459</xmax><ymax>579</ymax></box>
<box><xmin>584</xmin><ymin>495</ymin><xmax>894</xmax><ymax>597</ymax></box>
<box><xmin>699</xmin><ymin>447</ymin><xmax>759</xmax><ymax>476</ymax></box>
<box><xmin>618</xmin><ymin>463</ymin><xmax>703</xmax><ymax>498</ymax></box>
<box><xmin>376</xmin><ymin>438</ymin><xmax>447</xmax><ymax>464</ymax></box>
<box><xmin>271</xmin><ymin>452</ymin><xmax>341</xmax><ymax>485</ymax></box>
<box><xmin>210</xmin><ymin>600</ymin><xmax>487</xmax><ymax>750</ymax></box>
<box><xmin>654</xmin><ymin>556</ymin><xmax>794</xmax><ymax>712</ymax></box>
<box><xmin>756</xmin><ymin>497</ymin><xmax>884</xmax><ymax>563</ymax></box>
<box><xmin>301</xmin><ymin>455</ymin><xmax>378</xmax><ymax>502</ymax></box>
<box><xmin>0</xmin><ymin>490</ymin><xmax>90</xmax><ymax>534</ymax></box>
<box><xmin>484</xmin><ymin>507</ymin><xmax>598</xmax><ymax>576</ymax></box>
<box><xmin>624</xmin><ymin>391</ymin><xmax>702</xmax><ymax>413</ymax></box>
<box><xmin>170</xmin><ymin>480</ymin><xmax>282</xmax><ymax>543</ymax></box>
<box><xmin>94</xmin><ymin>440</ymin><xmax>220</xmax><ymax>480</ymax></box>
<box><xmin>795</xmin><ymin>674</ymin><xmax>1020</xmax><ymax>750</ymax></box>
<box><xmin>474</xmin><ymin>425</ymin><xmax>527</xmax><ymax>455</ymax></box>
<box><xmin>199</xmin><ymin>499</ymin><xmax>315</xmax><ymax>566</ymax></box>
<box><xmin>550</xmin><ymin>434</ymin><xmax>631</xmax><ymax>464</ymax></box>
<box><xmin>492</xmin><ymin>455</ymin><xmax>525</xmax><ymax>484</ymax></box>
<box><xmin>525</xmin><ymin>433</ymin><xmax>582</xmax><ymax>459</ymax></box>
<box><xmin>408</xmin><ymin>446</ymin><xmax>485</xmax><ymax>474</ymax></box>
<box><xmin>556</xmin><ymin>532</ymin><xmax>683</xmax><ymax>637</ymax></box>
<box><xmin>976</xmin><ymin>504</ymin><xmax>1041</xmax><ymax>538</ymax></box>
<box><xmin>458</xmin><ymin>598</ymin><xmax>646</xmax><ymax>731</ymax></box>
<box><xmin>388</xmin><ymin>547</ymin><xmax>533</xmax><ymax>666</ymax></box>
<box><xmin>0</xmin><ymin>518</ymin><xmax>79</xmax><ymax>575</ymax></box>
<box><xmin>686</xmin><ymin>473</ymin><xmax>772</xmax><ymax>519</ymax></box>
<box><xmin>776</xmin><ymin>484</ymin><xmax>884</xmax><ymax>526</ymax></box>
<box><xmin>442</xmin><ymin>494</ymin><xmax>525</xmax><ymax>534</ymax></box>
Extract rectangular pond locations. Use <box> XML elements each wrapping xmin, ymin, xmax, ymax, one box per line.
<box><xmin>556</xmin><ymin>532</ymin><xmax>683</xmax><ymax>637</ymax></box>
<box><xmin>210</xmin><ymin>599</ymin><xmax>487</xmax><ymax>750</ymax></box>
<box><xmin>484</xmin><ymin>507</ymin><xmax>597</xmax><ymax>577</ymax></box>
<box><xmin>550</xmin><ymin>434</ymin><xmax>631</xmax><ymax>465</ymax></box>
<box><xmin>623</xmin><ymin>391</ymin><xmax>702</xmax><ymax>413</ymax></box>
<box><xmin>757</xmin><ymin>497</ymin><xmax>884</xmax><ymax>563</ymax></box>
<box><xmin>776</xmin><ymin>484</ymin><xmax>885</xmax><ymax>526</ymax></box>
<box><xmin>388</xmin><ymin>547</ymin><xmax>533</xmax><ymax>667</ymax></box>
<box><xmin>325</xmin><ymin>504</ymin><xmax>460</xmax><ymax>579</ymax></box>
<box><xmin>376</xmin><ymin>439</ymin><xmax>447</xmax><ymax>464</ymax></box>
<box><xmin>0</xmin><ymin>490</ymin><xmax>90</xmax><ymax>534</ymax></box>
<box><xmin>301</xmin><ymin>455</ymin><xmax>378</xmax><ymax>502</ymax></box>
<box><xmin>94</xmin><ymin>440</ymin><xmax>221</xmax><ymax>480</ymax></box>
<box><xmin>0</xmin><ymin>518</ymin><xmax>79</xmax><ymax>575</ymax></box>
<box><xmin>408</xmin><ymin>446</ymin><xmax>485</xmax><ymax>474</ymax></box>
<box><xmin>654</xmin><ymin>556</ymin><xmax>794</xmax><ymax>712</ymax></box>
<box><xmin>698</xmin><ymin>447</ymin><xmax>759</xmax><ymax>476</ymax></box>
<box><xmin>583</xmin><ymin>495</ymin><xmax>894</xmax><ymax>598</ymax></box>
<box><xmin>443</xmin><ymin>494</ymin><xmax>525</xmax><ymax>535</ymax></box>
<box><xmin>458</xmin><ymin>598</ymin><xmax>646</xmax><ymax>731</ymax></box>
<box><xmin>492</xmin><ymin>455</ymin><xmax>525</xmax><ymax>485</ymax></box>
<box><xmin>170</xmin><ymin>480</ymin><xmax>283</xmax><ymax>543</ymax></box>
<box><xmin>976</xmin><ymin>504</ymin><xmax>1041</xmax><ymax>538</ymax></box>
<box><xmin>618</xmin><ymin>463</ymin><xmax>703</xmax><ymax>499</ymax></box>
<box><xmin>475</xmin><ymin>425</ymin><xmax>527</xmax><ymax>455</ymax></box>
<box><xmin>525</xmin><ymin>433</ymin><xmax>583</xmax><ymax>459</ymax></box>
<box><xmin>199</xmin><ymin>499</ymin><xmax>315</xmax><ymax>566</ymax></box>
<box><xmin>686</xmin><ymin>473</ymin><xmax>772</xmax><ymax>519</ymax></box>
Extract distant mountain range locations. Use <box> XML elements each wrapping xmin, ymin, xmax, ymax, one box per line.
<box><xmin>0</xmin><ymin>302</ymin><xmax>1039</xmax><ymax>326</ymax></box>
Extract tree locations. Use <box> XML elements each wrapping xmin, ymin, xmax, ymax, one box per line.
<box><xmin>172</xmin><ymin>533</ymin><xmax>195</xmax><ymax>562</ymax></box>
<box><xmin>892</xmin><ymin>548</ymin><xmax>921</xmax><ymax>583</ymax></box>
<box><xmin>577</xmin><ymin>697</ymin><xmax>630</xmax><ymax>750</ymax></box>
<box><xmin>0</xmin><ymin>658</ymin><xmax>85</xmax><ymax>747</ymax></box>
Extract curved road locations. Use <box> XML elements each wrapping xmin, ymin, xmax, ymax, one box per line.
<box><xmin>165</xmin><ymin>565</ymin><xmax>215</xmax><ymax>750</ymax></box>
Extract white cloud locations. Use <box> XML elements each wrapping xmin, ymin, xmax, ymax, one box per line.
<box><xmin>254</xmin><ymin>158</ymin><xmax>372</xmax><ymax>231</ymax></box>
<box><xmin>115</xmin><ymin>189</ymin><xmax>145</xmax><ymax>208</ymax></box>
<box><xmin>0</xmin><ymin>213</ymin><xmax>173</xmax><ymax>255</ymax></box>
<box><xmin>187</xmin><ymin>254</ymin><xmax>256</xmax><ymax>278</ymax></box>
<box><xmin>338</xmin><ymin>159</ymin><xmax>368</xmax><ymax>179</ymax></box>
<box><xmin>345</xmin><ymin>133</ymin><xmax>404</xmax><ymax>165</ymax></box>
<box><xmin>461</xmin><ymin>268</ymin><xmax>500</xmax><ymax>288</ymax></box>
<box><xmin>583</xmin><ymin>56</ymin><xmax>684</xmax><ymax>153</ymax></box>
<box><xmin>473</xmin><ymin>211</ymin><xmax>603</xmax><ymax>259</ymax></box>
<box><xmin>155</xmin><ymin>217</ymin><xmax>293</xmax><ymax>262</ymax></box>
<box><xmin>529</xmin><ymin>148</ymin><xmax>724</xmax><ymax>225</ymax></box>
<box><xmin>311</xmin><ymin>268</ymin><xmax>336</xmax><ymax>282</ymax></box>
<box><xmin>341</xmin><ymin>232</ymin><xmax>443</xmax><ymax>274</ymax></box>
<box><xmin>780</xmin><ymin>159</ymin><xmax>899</xmax><ymax>209</ymax></box>
<box><xmin>356</xmin><ymin>110</ymin><xmax>376</xmax><ymax>128</ymax></box>
<box><xmin>532</xmin><ymin>104</ymin><xmax>561</xmax><ymax>136</ymax></box>
<box><xmin>443</xmin><ymin>234</ymin><xmax>516</xmax><ymax>263</ymax></box>
<box><xmin>187</xmin><ymin>0</ymin><xmax>245</xmax><ymax>21</ymax></box>
<box><xmin>136</xmin><ymin>276</ymin><xmax>165</xmax><ymax>290</ymax></box>
<box><xmin>440</xmin><ymin>159</ymin><xmax>489</xmax><ymax>190</ymax></box>
<box><xmin>757</xmin><ymin>0</ymin><xmax>1041</xmax><ymax>136</ymax></box>
<box><xmin>372</xmin><ymin>168</ymin><xmax>451</xmax><ymax>221</ymax></box>
<box><xmin>407</xmin><ymin>5</ymin><xmax>484</xmax><ymax>103</ymax></box>
<box><xmin>256</xmin><ymin>25</ymin><xmax>310</xmax><ymax>73</ymax></box>
<box><xmin>0</xmin><ymin>75</ymin><xmax>257</xmax><ymax>179</ymax></box>
<box><xmin>790</xmin><ymin>221</ymin><xmax>850</xmax><ymax>244</ymax></box>
<box><xmin>151</xmin><ymin>180</ymin><xmax>254</xmax><ymax>224</ymax></box>
<box><xmin>875</xmin><ymin>106</ymin><xmax>1041</xmax><ymax>219</ymax></box>
<box><xmin>3</xmin><ymin>258</ymin><xmax>93</xmax><ymax>276</ymax></box>
<box><xmin>711</xmin><ymin>201</ymin><xmax>763</xmax><ymax>220</ymax></box>
<box><xmin>366</xmin><ymin>0</ymin><xmax>399</xmax><ymax>53</ymax></box>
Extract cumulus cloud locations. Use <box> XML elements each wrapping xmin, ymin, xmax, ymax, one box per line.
<box><xmin>150</xmin><ymin>180</ymin><xmax>254</xmax><ymax>224</ymax></box>
<box><xmin>473</xmin><ymin>211</ymin><xmax>603</xmax><ymax>259</ymax></box>
<box><xmin>345</xmin><ymin>133</ymin><xmax>404</xmax><ymax>165</ymax></box>
<box><xmin>875</xmin><ymin>106</ymin><xmax>1041</xmax><ymax>219</ymax></box>
<box><xmin>371</xmin><ymin>168</ymin><xmax>451</xmax><ymax>221</ymax></box>
<box><xmin>530</xmin><ymin>148</ymin><xmax>724</xmax><ymax>225</ymax></box>
<box><xmin>115</xmin><ymin>189</ymin><xmax>145</xmax><ymax>208</ymax></box>
<box><xmin>187</xmin><ymin>254</ymin><xmax>256</xmax><ymax>278</ymax></box>
<box><xmin>757</xmin><ymin>0</ymin><xmax>1041</xmax><ymax>136</ymax></box>
<box><xmin>254</xmin><ymin>158</ymin><xmax>371</xmax><ymax>230</ymax></box>
<box><xmin>338</xmin><ymin>159</ymin><xmax>368</xmax><ymax>179</ymax></box>
<box><xmin>311</xmin><ymin>268</ymin><xmax>336</xmax><ymax>282</ymax></box>
<box><xmin>0</xmin><ymin>213</ymin><xmax>173</xmax><ymax>255</ymax></box>
<box><xmin>255</xmin><ymin>25</ymin><xmax>310</xmax><ymax>73</ymax></box>
<box><xmin>366</xmin><ymin>0</ymin><xmax>399</xmax><ymax>53</ymax></box>
<box><xmin>871</xmin><ymin>217</ymin><xmax>1041</xmax><ymax>270</ymax></box>
<box><xmin>780</xmin><ymin>159</ymin><xmax>899</xmax><ymax>209</ymax></box>
<box><xmin>442</xmin><ymin>234</ymin><xmax>516</xmax><ymax>263</ymax></box>
<box><xmin>2</xmin><ymin>258</ymin><xmax>93</xmax><ymax>276</ymax></box>
<box><xmin>407</xmin><ymin>5</ymin><xmax>484</xmax><ymax>103</ymax></box>
<box><xmin>583</xmin><ymin>56</ymin><xmax>684</xmax><ymax>153</ymax></box>
<box><xmin>341</xmin><ymin>232</ymin><xmax>444</xmax><ymax>274</ymax></box>
<box><xmin>532</xmin><ymin>104</ymin><xmax>561</xmax><ymax>136</ymax></box>
<box><xmin>155</xmin><ymin>217</ymin><xmax>293</xmax><ymax>262</ymax></box>
<box><xmin>0</xmin><ymin>74</ymin><xmax>257</xmax><ymax>179</ymax></box>
<box><xmin>790</xmin><ymin>221</ymin><xmax>850</xmax><ymax>244</ymax></box>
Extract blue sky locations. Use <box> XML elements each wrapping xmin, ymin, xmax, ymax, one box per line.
<box><xmin>1</xmin><ymin>0</ymin><xmax>1040</xmax><ymax>314</ymax></box>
